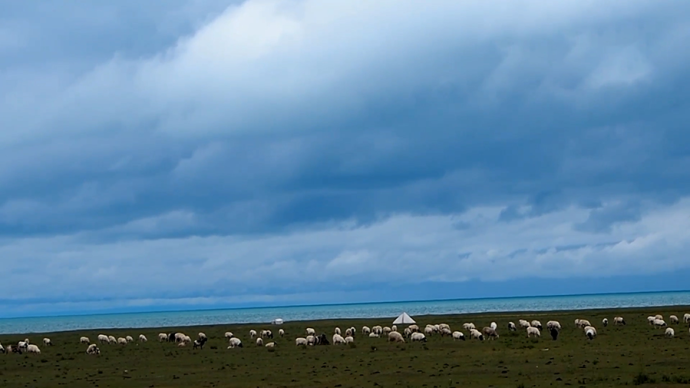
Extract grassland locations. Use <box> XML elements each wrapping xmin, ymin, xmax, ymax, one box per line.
<box><xmin>1</xmin><ymin>306</ymin><xmax>690</xmax><ymax>388</ymax></box>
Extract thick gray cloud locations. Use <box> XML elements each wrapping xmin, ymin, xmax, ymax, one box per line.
<box><xmin>1</xmin><ymin>0</ymin><xmax>689</xmax><ymax>315</ymax></box>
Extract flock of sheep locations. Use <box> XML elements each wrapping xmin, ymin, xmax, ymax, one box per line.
<box><xmin>1</xmin><ymin>313</ymin><xmax>688</xmax><ymax>357</ymax></box>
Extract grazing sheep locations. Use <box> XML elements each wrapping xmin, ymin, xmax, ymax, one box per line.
<box><xmin>383</xmin><ymin>327</ymin><xmax>392</xmax><ymax>336</ymax></box>
<box><xmin>332</xmin><ymin>334</ymin><xmax>346</xmax><ymax>345</ymax></box>
<box><xmin>178</xmin><ymin>342</ymin><xmax>186</xmax><ymax>347</ymax></box>
<box><xmin>265</xmin><ymin>342</ymin><xmax>276</xmax><ymax>348</ymax></box>
<box><xmin>125</xmin><ymin>336</ymin><xmax>133</xmax><ymax>343</ymax></box>
<box><xmin>469</xmin><ymin>329</ymin><xmax>484</xmax><ymax>341</ymax></box>
<box><xmin>18</xmin><ymin>338</ymin><xmax>29</xmax><ymax>351</ymax></box>
<box><xmin>224</xmin><ymin>332</ymin><xmax>234</xmax><ymax>339</ymax></box>
<box><xmin>452</xmin><ymin>331</ymin><xmax>465</xmax><ymax>341</ymax></box>
<box><xmin>80</xmin><ymin>336</ymin><xmax>90</xmax><ymax>344</ymax></box>
<box><xmin>43</xmin><ymin>338</ymin><xmax>52</xmax><ymax>346</ymax></box>
<box><xmin>279</xmin><ymin>329</ymin><xmax>285</xmax><ymax>337</ymax></box>
<box><xmin>174</xmin><ymin>333</ymin><xmax>186</xmax><ymax>343</ymax></box>
<box><xmin>158</xmin><ymin>333</ymin><xmax>168</xmax><ymax>342</ymax></box>
<box><xmin>334</xmin><ymin>327</ymin><xmax>341</xmax><ymax>335</ymax></box>
<box><xmin>546</xmin><ymin>321</ymin><xmax>561</xmax><ymax>331</ymax></box>
<box><xmin>345</xmin><ymin>328</ymin><xmax>353</xmax><ymax>337</ymax></box>
<box><xmin>117</xmin><ymin>337</ymin><xmax>127</xmax><ymax>345</ymax></box>
<box><xmin>362</xmin><ymin>326</ymin><xmax>371</xmax><ymax>335</ymax></box>
<box><xmin>26</xmin><ymin>344</ymin><xmax>40</xmax><ymax>354</ymax></box>
<box><xmin>527</xmin><ymin>327</ymin><xmax>540</xmax><ymax>338</ymax></box>
<box><xmin>531</xmin><ymin>320</ymin><xmax>543</xmax><ymax>330</ymax></box>
<box><xmin>647</xmin><ymin>316</ymin><xmax>656</xmax><ymax>325</ymax></box>
<box><xmin>684</xmin><ymin>313</ymin><xmax>690</xmax><ymax>324</ymax></box>
<box><xmin>653</xmin><ymin>319</ymin><xmax>667</xmax><ymax>328</ymax></box>
<box><xmin>249</xmin><ymin>330</ymin><xmax>257</xmax><ymax>338</ymax></box>
<box><xmin>261</xmin><ymin>330</ymin><xmax>273</xmax><ymax>339</ymax></box>
<box><xmin>408</xmin><ymin>325</ymin><xmax>419</xmax><ymax>333</ymax></box>
<box><xmin>410</xmin><ymin>333</ymin><xmax>426</xmax><ymax>342</ymax></box>
<box><xmin>584</xmin><ymin>326</ymin><xmax>597</xmax><ymax>340</ymax></box>
<box><xmin>345</xmin><ymin>336</ymin><xmax>355</xmax><ymax>344</ymax></box>
<box><xmin>306</xmin><ymin>328</ymin><xmax>316</xmax><ymax>336</ymax></box>
<box><xmin>349</xmin><ymin>327</ymin><xmax>357</xmax><ymax>336</ymax></box>
<box><xmin>655</xmin><ymin>314</ymin><xmax>664</xmax><ymax>320</ymax></box>
<box><xmin>256</xmin><ymin>338</ymin><xmax>264</xmax><ymax>346</ymax></box>
<box><xmin>490</xmin><ymin>322</ymin><xmax>497</xmax><ymax>330</ymax></box>
<box><xmin>518</xmin><ymin>320</ymin><xmax>531</xmax><ymax>329</ymax></box>
<box><xmin>198</xmin><ymin>332</ymin><xmax>207</xmax><ymax>341</ymax></box>
<box><xmin>549</xmin><ymin>327</ymin><xmax>559</xmax><ymax>340</ymax></box>
<box><xmin>508</xmin><ymin>322</ymin><xmax>517</xmax><ymax>331</ymax></box>
<box><xmin>614</xmin><ymin>316</ymin><xmax>626</xmax><ymax>325</ymax></box>
<box><xmin>424</xmin><ymin>326</ymin><xmax>434</xmax><ymax>336</ymax></box>
<box><xmin>139</xmin><ymin>334</ymin><xmax>147</xmax><ymax>342</ymax></box>
<box><xmin>98</xmin><ymin>334</ymin><xmax>109</xmax><ymax>344</ymax></box>
<box><xmin>295</xmin><ymin>337</ymin><xmax>308</xmax><ymax>346</ymax></box>
<box><xmin>108</xmin><ymin>335</ymin><xmax>116</xmax><ymax>344</ymax></box>
<box><xmin>368</xmin><ymin>332</ymin><xmax>380</xmax><ymax>338</ymax></box>
<box><xmin>372</xmin><ymin>326</ymin><xmax>383</xmax><ymax>335</ymax></box>
<box><xmin>670</xmin><ymin>315</ymin><xmax>679</xmax><ymax>324</ymax></box>
<box><xmin>193</xmin><ymin>338</ymin><xmax>207</xmax><ymax>350</ymax></box>
<box><xmin>482</xmin><ymin>327</ymin><xmax>499</xmax><ymax>340</ymax></box>
<box><xmin>86</xmin><ymin>344</ymin><xmax>100</xmax><ymax>355</ymax></box>
<box><xmin>463</xmin><ymin>323</ymin><xmax>476</xmax><ymax>331</ymax></box>
<box><xmin>306</xmin><ymin>335</ymin><xmax>317</xmax><ymax>346</ymax></box>
<box><xmin>391</xmin><ymin>325</ymin><xmax>398</xmax><ymax>332</ymax></box>
<box><xmin>0</xmin><ymin>343</ymin><xmax>4</xmax><ymax>354</ymax></box>
<box><xmin>440</xmin><ymin>327</ymin><xmax>452</xmax><ymax>337</ymax></box>
<box><xmin>388</xmin><ymin>332</ymin><xmax>405</xmax><ymax>343</ymax></box>
<box><xmin>228</xmin><ymin>338</ymin><xmax>243</xmax><ymax>348</ymax></box>
<box><xmin>665</xmin><ymin>328</ymin><xmax>675</xmax><ymax>338</ymax></box>
<box><xmin>602</xmin><ymin>318</ymin><xmax>608</xmax><ymax>327</ymax></box>
<box><xmin>576</xmin><ymin>319</ymin><xmax>591</xmax><ymax>328</ymax></box>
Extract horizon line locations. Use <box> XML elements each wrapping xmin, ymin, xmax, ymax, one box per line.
<box><xmin>2</xmin><ymin>288</ymin><xmax>689</xmax><ymax>321</ymax></box>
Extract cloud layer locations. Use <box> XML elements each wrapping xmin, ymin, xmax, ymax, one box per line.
<box><xmin>1</xmin><ymin>0</ymin><xmax>690</xmax><ymax>316</ymax></box>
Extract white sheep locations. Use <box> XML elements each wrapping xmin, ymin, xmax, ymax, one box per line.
<box><xmin>508</xmin><ymin>322</ymin><xmax>517</xmax><ymax>331</ymax></box>
<box><xmin>228</xmin><ymin>338</ymin><xmax>243</xmax><ymax>348</ymax></box>
<box><xmin>279</xmin><ymin>329</ymin><xmax>285</xmax><ymax>337</ymax></box>
<box><xmin>518</xmin><ymin>320</ymin><xmax>531</xmax><ymax>329</ymax></box>
<box><xmin>117</xmin><ymin>337</ymin><xmax>127</xmax><ymax>345</ymax></box>
<box><xmin>362</xmin><ymin>326</ymin><xmax>371</xmax><ymax>335</ymax></box>
<box><xmin>602</xmin><ymin>318</ymin><xmax>608</xmax><ymax>327</ymax></box>
<box><xmin>306</xmin><ymin>328</ymin><xmax>316</xmax><ymax>336</ymax></box>
<box><xmin>647</xmin><ymin>316</ymin><xmax>656</xmax><ymax>325</ymax></box>
<box><xmin>332</xmin><ymin>334</ymin><xmax>346</xmax><ymax>345</ymax></box>
<box><xmin>408</xmin><ymin>325</ymin><xmax>419</xmax><ymax>333</ymax></box>
<box><xmin>108</xmin><ymin>335</ymin><xmax>116</xmax><ymax>344</ymax></box>
<box><xmin>388</xmin><ymin>332</ymin><xmax>405</xmax><ymax>343</ymax></box>
<box><xmin>469</xmin><ymin>329</ymin><xmax>484</xmax><ymax>341</ymax></box>
<box><xmin>249</xmin><ymin>330</ymin><xmax>257</xmax><ymax>338</ymax></box>
<box><xmin>125</xmin><ymin>336</ymin><xmax>133</xmax><ymax>343</ymax></box>
<box><xmin>424</xmin><ymin>326</ymin><xmax>434</xmax><ymax>336</ymax></box>
<box><xmin>452</xmin><ymin>331</ymin><xmax>465</xmax><ymax>341</ymax></box>
<box><xmin>368</xmin><ymin>332</ymin><xmax>380</xmax><ymax>338</ymax></box>
<box><xmin>43</xmin><ymin>338</ymin><xmax>52</xmax><ymax>346</ymax></box>
<box><xmin>546</xmin><ymin>321</ymin><xmax>561</xmax><ymax>331</ymax></box>
<box><xmin>174</xmin><ymin>333</ymin><xmax>186</xmax><ymax>343</ymax></box>
<box><xmin>0</xmin><ymin>343</ymin><xmax>4</xmax><ymax>354</ymax></box>
<box><xmin>334</xmin><ymin>327</ymin><xmax>341</xmax><ymax>335</ymax></box>
<box><xmin>265</xmin><ymin>342</ymin><xmax>276</xmax><ymax>348</ymax></box>
<box><xmin>391</xmin><ymin>325</ymin><xmax>398</xmax><ymax>332</ymax></box>
<box><xmin>256</xmin><ymin>338</ymin><xmax>264</xmax><ymax>346</ymax></box>
<box><xmin>584</xmin><ymin>326</ymin><xmax>597</xmax><ymax>339</ymax></box>
<box><xmin>410</xmin><ymin>332</ymin><xmax>426</xmax><ymax>342</ymax></box>
<box><xmin>665</xmin><ymin>328</ymin><xmax>675</xmax><ymax>338</ymax></box>
<box><xmin>463</xmin><ymin>323</ymin><xmax>476</xmax><ymax>331</ymax></box>
<box><xmin>261</xmin><ymin>330</ymin><xmax>273</xmax><ymax>339</ymax></box>
<box><xmin>198</xmin><ymin>332</ymin><xmax>207</xmax><ymax>340</ymax></box>
<box><xmin>576</xmin><ymin>319</ymin><xmax>591</xmax><ymax>328</ymax></box>
<box><xmin>372</xmin><ymin>326</ymin><xmax>383</xmax><ymax>335</ymax></box>
<box><xmin>531</xmin><ymin>320</ymin><xmax>542</xmax><ymax>330</ymax></box>
<box><xmin>224</xmin><ymin>332</ymin><xmax>234</xmax><ymax>339</ymax></box>
<box><xmin>684</xmin><ymin>313</ymin><xmax>690</xmax><ymax>323</ymax></box>
<box><xmin>482</xmin><ymin>327</ymin><xmax>499</xmax><ymax>340</ymax></box>
<box><xmin>307</xmin><ymin>335</ymin><xmax>316</xmax><ymax>345</ymax></box>
<box><xmin>490</xmin><ymin>322</ymin><xmax>497</xmax><ymax>330</ymax></box>
<box><xmin>345</xmin><ymin>336</ymin><xmax>354</xmax><ymax>344</ymax></box>
<box><xmin>86</xmin><ymin>344</ymin><xmax>100</xmax><ymax>355</ymax></box>
<box><xmin>295</xmin><ymin>337</ymin><xmax>308</xmax><ymax>346</ymax></box>
<box><xmin>383</xmin><ymin>327</ymin><xmax>392</xmax><ymax>335</ymax></box>
<box><xmin>655</xmin><ymin>314</ymin><xmax>664</xmax><ymax>320</ymax></box>
<box><xmin>98</xmin><ymin>334</ymin><xmax>109</xmax><ymax>344</ymax></box>
<box><xmin>653</xmin><ymin>319</ymin><xmax>667</xmax><ymax>328</ymax></box>
<box><xmin>80</xmin><ymin>336</ymin><xmax>90</xmax><ymax>344</ymax></box>
<box><xmin>158</xmin><ymin>333</ymin><xmax>167</xmax><ymax>342</ymax></box>
<box><xmin>613</xmin><ymin>316</ymin><xmax>625</xmax><ymax>325</ymax></box>
<box><xmin>139</xmin><ymin>334</ymin><xmax>147</xmax><ymax>342</ymax></box>
<box><xmin>670</xmin><ymin>315</ymin><xmax>679</xmax><ymax>324</ymax></box>
<box><xmin>527</xmin><ymin>327</ymin><xmax>540</xmax><ymax>338</ymax></box>
<box><xmin>26</xmin><ymin>344</ymin><xmax>41</xmax><ymax>354</ymax></box>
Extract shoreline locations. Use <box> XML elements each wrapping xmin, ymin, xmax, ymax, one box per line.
<box><xmin>3</xmin><ymin>303</ymin><xmax>689</xmax><ymax>336</ymax></box>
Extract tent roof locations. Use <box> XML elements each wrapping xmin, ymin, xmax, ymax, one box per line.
<box><xmin>392</xmin><ymin>312</ymin><xmax>415</xmax><ymax>325</ymax></box>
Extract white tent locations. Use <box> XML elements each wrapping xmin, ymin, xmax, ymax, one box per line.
<box><xmin>392</xmin><ymin>312</ymin><xmax>416</xmax><ymax>325</ymax></box>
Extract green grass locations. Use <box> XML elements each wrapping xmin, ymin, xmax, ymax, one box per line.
<box><xmin>1</xmin><ymin>306</ymin><xmax>690</xmax><ymax>387</ymax></box>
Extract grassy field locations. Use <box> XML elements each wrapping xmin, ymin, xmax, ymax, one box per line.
<box><xmin>1</xmin><ymin>306</ymin><xmax>690</xmax><ymax>388</ymax></box>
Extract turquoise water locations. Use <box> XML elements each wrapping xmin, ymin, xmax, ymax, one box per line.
<box><xmin>1</xmin><ymin>291</ymin><xmax>689</xmax><ymax>335</ymax></box>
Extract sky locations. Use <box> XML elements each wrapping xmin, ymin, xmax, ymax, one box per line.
<box><xmin>1</xmin><ymin>0</ymin><xmax>690</xmax><ymax>318</ymax></box>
